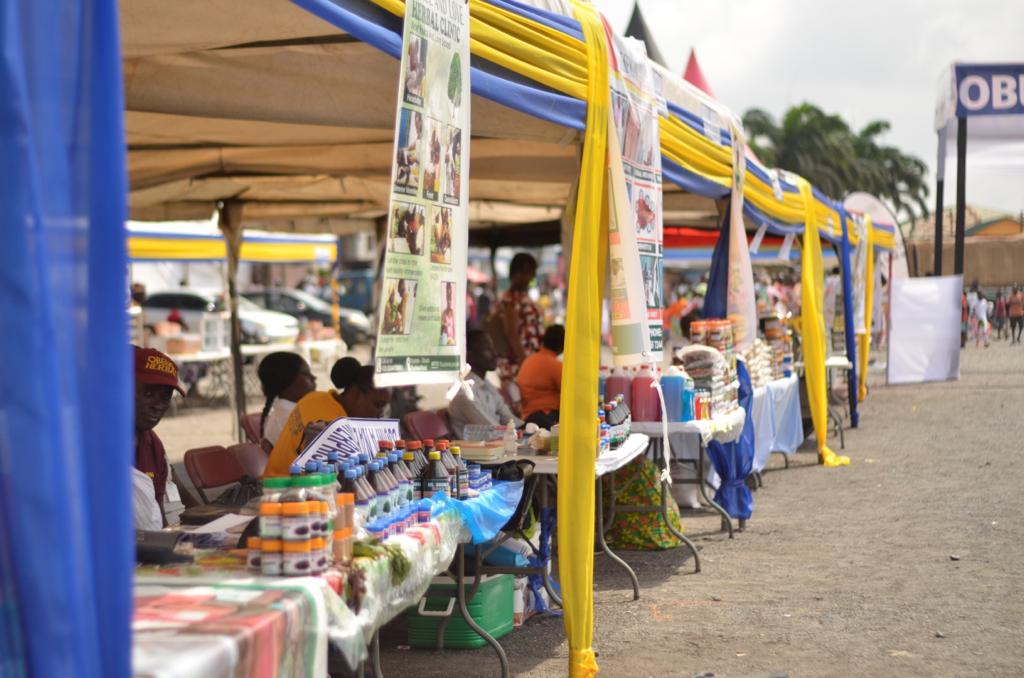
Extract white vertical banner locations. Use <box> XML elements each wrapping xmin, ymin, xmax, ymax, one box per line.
<box><xmin>375</xmin><ymin>0</ymin><xmax>470</xmax><ymax>387</ymax></box>
<box><xmin>726</xmin><ymin>118</ymin><xmax>757</xmax><ymax>351</ymax></box>
<box><xmin>605</xmin><ymin>32</ymin><xmax>664</xmax><ymax>366</ymax></box>
<box><xmin>851</xmin><ymin>214</ymin><xmax>868</xmax><ymax>335</ymax></box>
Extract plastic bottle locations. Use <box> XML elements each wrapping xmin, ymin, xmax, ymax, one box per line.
<box><xmin>294</xmin><ymin>476</ymin><xmax>324</xmax><ymax>538</ymax></box>
<box><xmin>407</xmin><ymin>440</ymin><xmax>427</xmax><ymax>475</ymax></box>
<box><xmin>661</xmin><ymin>365</ymin><xmax>685</xmax><ymax>422</ymax></box>
<box><xmin>451</xmin><ymin>446</ymin><xmax>470</xmax><ymax>500</ymax></box>
<box><xmin>598</xmin><ymin>365</ymin><xmax>610</xmax><ymax>402</ymax></box>
<box><xmin>389</xmin><ymin>452</ymin><xmax>414</xmax><ymax>508</ymax></box>
<box><xmin>503</xmin><ymin>421</ymin><xmax>518</xmax><ymax>456</ymax></box>
<box><xmin>340</xmin><ymin>469</ymin><xmax>364</xmax><ymax>527</ymax></box>
<box><xmin>630</xmin><ymin>364</ymin><xmax>660</xmax><ymax>422</ymax></box>
<box><xmin>419</xmin><ymin>450</ymin><xmax>449</xmax><ymax>499</ymax></box>
<box><xmin>436</xmin><ymin>440</ymin><xmax>458</xmax><ymax>495</ymax></box>
<box><xmin>367</xmin><ymin>461</ymin><xmax>394</xmax><ymax>519</ymax></box>
<box><xmin>605</xmin><ymin>366</ymin><xmax>632</xmax><ymax>409</ymax></box>
<box><xmin>374</xmin><ymin>449</ymin><xmax>401</xmax><ymax>515</ymax></box>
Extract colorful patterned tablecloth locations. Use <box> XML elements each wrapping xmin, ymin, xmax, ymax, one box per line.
<box><xmin>133</xmin><ymin>485</ymin><xmax>522</xmax><ymax>677</ymax></box>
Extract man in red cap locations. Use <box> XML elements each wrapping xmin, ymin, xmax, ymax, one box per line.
<box><xmin>134</xmin><ymin>346</ymin><xmax>185</xmax><ymax>528</ymax></box>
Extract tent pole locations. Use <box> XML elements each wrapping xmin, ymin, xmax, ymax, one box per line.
<box><xmin>933</xmin><ymin>129</ymin><xmax>945</xmax><ymax>276</ymax></box>
<box><xmin>218</xmin><ymin>200</ymin><xmax>247</xmax><ymax>444</ymax></box>
<box><xmin>953</xmin><ymin>117</ymin><xmax>967</xmax><ymax>276</ymax></box>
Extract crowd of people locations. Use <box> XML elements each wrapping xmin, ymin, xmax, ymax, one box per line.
<box><xmin>132</xmin><ymin>250</ymin><xmax>569</xmax><ymax>528</ymax></box>
<box><xmin>963</xmin><ymin>282</ymin><xmax>1024</xmax><ymax>348</ymax></box>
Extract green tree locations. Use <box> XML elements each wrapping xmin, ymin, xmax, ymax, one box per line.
<box><xmin>742</xmin><ymin>103</ymin><xmax>929</xmax><ymax>228</ymax></box>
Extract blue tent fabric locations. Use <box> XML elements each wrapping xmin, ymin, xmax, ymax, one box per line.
<box><xmin>0</xmin><ymin>0</ymin><xmax>132</xmax><ymax>676</ymax></box>
<box><xmin>702</xmin><ymin>205</ymin><xmax>730</xmax><ymax>319</ymax></box>
<box><xmin>705</xmin><ymin>361</ymin><xmax>756</xmax><ymax>520</ymax></box>
<box><xmin>840</xmin><ymin>212</ymin><xmax>860</xmax><ymax>427</ymax></box>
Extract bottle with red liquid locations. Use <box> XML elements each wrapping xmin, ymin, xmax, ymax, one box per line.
<box><xmin>605</xmin><ymin>366</ymin><xmax>632</xmax><ymax>409</ymax></box>
<box><xmin>630</xmin><ymin>364</ymin><xmax>661</xmax><ymax>422</ymax></box>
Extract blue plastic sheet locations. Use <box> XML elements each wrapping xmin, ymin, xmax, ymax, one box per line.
<box><xmin>0</xmin><ymin>0</ymin><xmax>132</xmax><ymax>676</ymax></box>
<box><xmin>431</xmin><ymin>480</ymin><xmax>525</xmax><ymax>544</ymax></box>
<box><xmin>703</xmin><ymin>205</ymin><xmax>731</xmax><ymax>319</ymax></box>
<box><xmin>706</xmin><ymin>362</ymin><xmax>756</xmax><ymax>520</ymax></box>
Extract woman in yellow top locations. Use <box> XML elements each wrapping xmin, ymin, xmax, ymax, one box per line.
<box><xmin>264</xmin><ymin>357</ymin><xmax>391</xmax><ymax>477</ymax></box>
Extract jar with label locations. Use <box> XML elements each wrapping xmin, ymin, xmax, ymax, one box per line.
<box><xmin>261</xmin><ymin>539</ymin><xmax>282</xmax><ymax>576</ymax></box>
<box><xmin>281</xmin><ymin>501</ymin><xmax>311</xmax><ymax>541</ymax></box>
<box><xmin>259</xmin><ymin>502</ymin><xmax>283</xmax><ymax>539</ymax></box>
<box><xmin>309</xmin><ymin>537</ymin><xmax>328</xmax><ymax>574</ymax></box>
<box><xmin>261</xmin><ymin>476</ymin><xmax>289</xmax><ymax>503</ymax></box>
<box><xmin>282</xmin><ymin>540</ymin><xmax>312</xmax><ymax>576</ymax></box>
<box><xmin>247</xmin><ymin>537</ymin><xmax>262</xmax><ymax>572</ymax></box>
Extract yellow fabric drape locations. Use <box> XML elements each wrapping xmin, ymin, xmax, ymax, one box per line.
<box><xmin>858</xmin><ymin>216</ymin><xmax>876</xmax><ymax>402</ymax></box>
<box><xmin>368</xmin><ymin>0</ymin><xmax>865</xmax><ymax>235</ymax></box>
<box><xmin>797</xmin><ymin>179</ymin><xmax>849</xmax><ymax>467</ymax></box>
<box><xmin>557</xmin><ymin>2</ymin><xmax>607</xmax><ymax>676</ymax></box>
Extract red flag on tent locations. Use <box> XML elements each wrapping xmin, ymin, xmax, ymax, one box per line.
<box><xmin>682</xmin><ymin>48</ymin><xmax>715</xmax><ymax>98</ymax></box>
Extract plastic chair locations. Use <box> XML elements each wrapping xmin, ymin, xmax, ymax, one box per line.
<box><xmin>229</xmin><ymin>442</ymin><xmax>268</xmax><ymax>478</ymax></box>
<box><xmin>240</xmin><ymin>412</ymin><xmax>262</xmax><ymax>445</ymax></box>
<box><xmin>183</xmin><ymin>445</ymin><xmax>246</xmax><ymax>503</ymax></box>
<box><xmin>402</xmin><ymin>410</ymin><xmax>453</xmax><ymax>441</ymax></box>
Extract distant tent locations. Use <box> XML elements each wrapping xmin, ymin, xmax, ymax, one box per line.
<box><xmin>682</xmin><ymin>48</ymin><xmax>715</xmax><ymax>98</ymax></box>
<box><xmin>682</xmin><ymin>47</ymin><xmax>764</xmax><ymax>165</ymax></box>
<box><xmin>624</xmin><ymin>2</ymin><xmax>668</xmax><ymax>68</ymax></box>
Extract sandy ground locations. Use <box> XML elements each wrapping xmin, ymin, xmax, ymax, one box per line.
<box><xmin>158</xmin><ymin>340</ymin><xmax>1024</xmax><ymax>677</ymax></box>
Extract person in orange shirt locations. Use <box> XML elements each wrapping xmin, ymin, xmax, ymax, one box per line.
<box><xmin>515</xmin><ymin>324</ymin><xmax>564</xmax><ymax>429</ymax></box>
<box><xmin>264</xmin><ymin>357</ymin><xmax>391</xmax><ymax>477</ymax></box>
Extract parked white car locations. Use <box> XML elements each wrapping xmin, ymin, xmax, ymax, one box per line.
<box><xmin>141</xmin><ymin>290</ymin><xmax>299</xmax><ymax>346</ymax></box>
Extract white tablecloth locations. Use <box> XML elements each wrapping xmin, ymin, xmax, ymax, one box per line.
<box><xmin>631</xmin><ymin>408</ymin><xmax>746</xmax><ymax>461</ymax></box>
<box><xmin>509</xmin><ymin>433</ymin><xmax>650</xmax><ymax>477</ymax></box>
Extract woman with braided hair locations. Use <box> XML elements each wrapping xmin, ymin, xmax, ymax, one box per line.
<box><xmin>257</xmin><ymin>352</ymin><xmax>317</xmax><ymax>449</ymax></box>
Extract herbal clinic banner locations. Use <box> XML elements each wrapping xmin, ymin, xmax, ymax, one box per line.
<box><xmin>375</xmin><ymin>0</ymin><xmax>470</xmax><ymax>387</ymax></box>
<box><xmin>605</xmin><ymin>32</ymin><xmax>665</xmax><ymax>366</ymax></box>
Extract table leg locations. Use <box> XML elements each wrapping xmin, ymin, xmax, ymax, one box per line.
<box><xmin>595</xmin><ymin>475</ymin><xmax>639</xmax><ymax>600</ymax></box>
<box><xmin>659</xmin><ymin>478</ymin><xmax>701</xmax><ymax>573</ymax></box>
<box><xmin>455</xmin><ymin>544</ymin><xmax>510</xmax><ymax>678</ymax></box>
<box><xmin>698</xmin><ymin>440</ymin><xmax>734</xmax><ymax>538</ymax></box>
<box><xmin>536</xmin><ymin>477</ymin><xmax>562</xmax><ymax>608</ymax></box>
<box><xmin>370</xmin><ymin>630</ymin><xmax>382</xmax><ymax>678</ymax></box>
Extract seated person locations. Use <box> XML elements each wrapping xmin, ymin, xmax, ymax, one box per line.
<box><xmin>449</xmin><ymin>330</ymin><xmax>523</xmax><ymax>438</ymax></box>
<box><xmin>265</xmin><ymin>357</ymin><xmax>391</xmax><ymax>477</ymax></box>
<box><xmin>515</xmin><ymin>325</ymin><xmax>564</xmax><ymax>430</ymax></box>
<box><xmin>133</xmin><ymin>346</ymin><xmax>186</xmax><ymax>529</ymax></box>
<box><xmin>257</xmin><ymin>352</ymin><xmax>317</xmax><ymax>450</ymax></box>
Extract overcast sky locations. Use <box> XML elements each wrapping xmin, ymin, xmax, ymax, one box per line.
<box><xmin>593</xmin><ymin>0</ymin><xmax>1024</xmax><ymax>218</ymax></box>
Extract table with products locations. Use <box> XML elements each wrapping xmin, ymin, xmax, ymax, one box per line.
<box><xmin>631</xmin><ymin>408</ymin><xmax>747</xmax><ymax>538</ymax></box>
<box><xmin>132</xmin><ymin>485</ymin><xmax>521</xmax><ymax>678</ymax></box>
<box><xmin>473</xmin><ymin>433</ymin><xmax>679</xmax><ymax>603</ymax></box>
<box><xmin>750</xmin><ymin>374</ymin><xmax>804</xmax><ymax>472</ymax></box>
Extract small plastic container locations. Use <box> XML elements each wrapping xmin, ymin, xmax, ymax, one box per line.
<box><xmin>309</xmin><ymin>537</ymin><xmax>328</xmax><ymax>574</ymax></box>
<box><xmin>247</xmin><ymin>537</ymin><xmax>262</xmax><ymax>572</ymax></box>
<box><xmin>282</xmin><ymin>540</ymin><xmax>313</xmax><ymax>576</ymax></box>
<box><xmin>281</xmin><ymin>501</ymin><xmax>311</xmax><ymax>541</ymax></box>
<box><xmin>261</xmin><ymin>539</ymin><xmax>282</xmax><ymax>576</ymax></box>
<box><xmin>416</xmin><ymin>499</ymin><xmax>432</xmax><ymax>524</ymax></box>
<box><xmin>259</xmin><ymin>502</ymin><xmax>283</xmax><ymax>539</ymax></box>
<box><xmin>367</xmin><ymin>520</ymin><xmax>386</xmax><ymax>541</ymax></box>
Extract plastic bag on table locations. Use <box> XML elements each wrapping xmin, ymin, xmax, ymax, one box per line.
<box><xmin>429</xmin><ymin>480</ymin><xmax>524</xmax><ymax>544</ymax></box>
